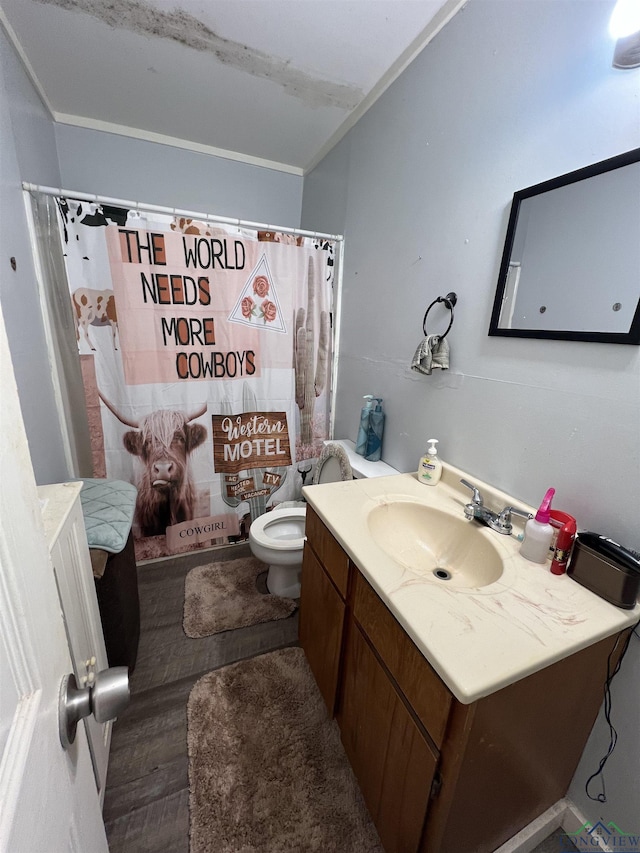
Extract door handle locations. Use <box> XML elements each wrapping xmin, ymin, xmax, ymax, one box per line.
<box><xmin>58</xmin><ymin>666</ymin><xmax>130</xmax><ymax>749</ymax></box>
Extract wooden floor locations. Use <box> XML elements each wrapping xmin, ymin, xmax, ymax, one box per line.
<box><xmin>103</xmin><ymin>544</ymin><xmax>299</xmax><ymax>853</ymax></box>
<box><xmin>102</xmin><ymin>545</ymin><xmax>575</xmax><ymax>853</ymax></box>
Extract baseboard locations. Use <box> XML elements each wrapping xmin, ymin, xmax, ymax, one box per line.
<box><xmin>561</xmin><ymin>800</ymin><xmax>614</xmax><ymax>853</ymax></box>
<box><xmin>494</xmin><ymin>799</ymin><xmax>616</xmax><ymax>853</ymax></box>
<box><xmin>494</xmin><ymin>800</ymin><xmax>566</xmax><ymax>853</ymax></box>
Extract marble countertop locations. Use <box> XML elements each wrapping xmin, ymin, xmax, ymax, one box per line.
<box><xmin>303</xmin><ymin>464</ymin><xmax>640</xmax><ymax>705</ymax></box>
<box><xmin>38</xmin><ymin>481</ymin><xmax>83</xmax><ymax>551</ymax></box>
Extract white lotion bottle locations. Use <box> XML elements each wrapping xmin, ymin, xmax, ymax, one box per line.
<box><xmin>520</xmin><ymin>488</ymin><xmax>555</xmax><ymax>563</ymax></box>
<box><xmin>418</xmin><ymin>439</ymin><xmax>442</xmax><ymax>485</ymax></box>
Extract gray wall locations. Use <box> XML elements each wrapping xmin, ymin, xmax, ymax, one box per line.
<box><xmin>302</xmin><ymin>0</ymin><xmax>640</xmax><ymax>833</ymax></box>
<box><xmin>0</xmin><ymin>25</ymin><xmax>67</xmax><ymax>483</ymax></box>
<box><xmin>0</xmin><ymin>27</ymin><xmax>304</xmax><ymax>485</ymax></box>
<box><xmin>55</xmin><ymin>124</ymin><xmax>304</xmax><ymax>226</ymax></box>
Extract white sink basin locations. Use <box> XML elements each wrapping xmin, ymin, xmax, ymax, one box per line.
<box><xmin>367</xmin><ymin>499</ymin><xmax>504</xmax><ymax>588</ymax></box>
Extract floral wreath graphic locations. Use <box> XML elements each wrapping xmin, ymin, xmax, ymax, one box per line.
<box><xmin>241</xmin><ymin>275</ymin><xmax>278</xmax><ymax>325</ymax></box>
<box><xmin>228</xmin><ymin>255</ymin><xmax>286</xmax><ymax>333</ymax></box>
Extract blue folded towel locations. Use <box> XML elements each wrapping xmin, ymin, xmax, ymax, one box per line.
<box><xmin>78</xmin><ymin>478</ymin><xmax>137</xmax><ymax>553</ymax></box>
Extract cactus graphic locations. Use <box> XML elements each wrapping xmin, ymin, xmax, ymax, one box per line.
<box><xmin>295</xmin><ymin>256</ymin><xmax>330</xmax><ymax>447</ymax></box>
<box><xmin>219</xmin><ymin>384</ymin><xmax>288</xmax><ymax>525</ymax></box>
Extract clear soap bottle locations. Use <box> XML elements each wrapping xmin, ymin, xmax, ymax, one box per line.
<box><xmin>418</xmin><ymin>439</ymin><xmax>442</xmax><ymax>485</ymax></box>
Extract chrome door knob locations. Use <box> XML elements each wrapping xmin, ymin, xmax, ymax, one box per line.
<box><xmin>58</xmin><ymin>666</ymin><xmax>130</xmax><ymax>749</ymax></box>
<box><xmin>91</xmin><ymin>666</ymin><xmax>130</xmax><ymax>723</ymax></box>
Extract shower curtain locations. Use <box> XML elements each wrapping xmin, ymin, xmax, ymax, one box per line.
<box><xmin>35</xmin><ymin>193</ymin><xmax>337</xmax><ymax>561</ymax></box>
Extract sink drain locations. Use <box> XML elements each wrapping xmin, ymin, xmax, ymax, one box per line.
<box><xmin>433</xmin><ymin>568</ymin><xmax>452</xmax><ymax>581</ymax></box>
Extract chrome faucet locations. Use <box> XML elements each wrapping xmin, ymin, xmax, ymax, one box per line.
<box><xmin>460</xmin><ymin>479</ymin><xmax>532</xmax><ymax>535</ymax></box>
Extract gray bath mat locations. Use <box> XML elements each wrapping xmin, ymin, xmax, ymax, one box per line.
<box><xmin>187</xmin><ymin>647</ymin><xmax>382</xmax><ymax>852</ymax></box>
<box><xmin>183</xmin><ymin>556</ymin><xmax>298</xmax><ymax>638</ymax></box>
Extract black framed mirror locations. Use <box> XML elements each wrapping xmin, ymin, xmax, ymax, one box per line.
<box><xmin>489</xmin><ymin>148</ymin><xmax>640</xmax><ymax>344</ymax></box>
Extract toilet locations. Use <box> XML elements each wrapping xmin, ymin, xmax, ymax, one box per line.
<box><xmin>248</xmin><ymin>507</ymin><xmax>308</xmax><ymax>598</ymax></box>
<box><xmin>249</xmin><ymin>440</ymin><xmax>398</xmax><ymax>598</ymax></box>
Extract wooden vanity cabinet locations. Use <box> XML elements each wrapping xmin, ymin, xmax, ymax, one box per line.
<box><xmin>420</xmin><ymin>631</ymin><xmax>618</xmax><ymax>853</ymax></box>
<box><xmin>299</xmin><ymin>511</ymin><xmax>621</xmax><ymax>853</ymax></box>
<box><xmin>299</xmin><ymin>506</ymin><xmax>350</xmax><ymax>714</ymax></box>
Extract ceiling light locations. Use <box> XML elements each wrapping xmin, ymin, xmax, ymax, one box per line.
<box><xmin>609</xmin><ymin>0</ymin><xmax>640</xmax><ymax>38</ymax></box>
<box><xmin>610</xmin><ymin>0</ymin><xmax>640</xmax><ymax>68</ymax></box>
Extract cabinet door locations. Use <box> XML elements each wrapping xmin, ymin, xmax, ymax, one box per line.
<box><xmin>353</xmin><ymin>572</ymin><xmax>452</xmax><ymax>748</ymax></box>
<box><xmin>338</xmin><ymin>622</ymin><xmax>438</xmax><ymax>853</ymax></box>
<box><xmin>305</xmin><ymin>506</ymin><xmax>350</xmax><ymax>596</ymax></box>
<box><xmin>299</xmin><ymin>543</ymin><xmax>346</xmax><ymax>715</ymax></box>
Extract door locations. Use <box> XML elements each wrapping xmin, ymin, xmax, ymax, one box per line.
<box><xmin>40</xmin><ymin>484</ymin><xmax>112</xmax><ymax>800</ymax></box>
<box><xmin>0</xmin><ymin>304</ymin><xmax>108</xmax><ymax>853</ymax></box>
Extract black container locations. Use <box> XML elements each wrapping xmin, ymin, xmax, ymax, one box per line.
<box><xmin>567</xmin><ymin>532</ymin><xmax>640</xmax><ymax>610</ymax></box>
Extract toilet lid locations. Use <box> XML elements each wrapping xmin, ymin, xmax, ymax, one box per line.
<box><xmin>312</xmin><ymin>442</ymin><xmax>353</xmax><ymax>485</ymax></box>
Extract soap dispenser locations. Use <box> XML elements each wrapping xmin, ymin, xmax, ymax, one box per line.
<box><xmin>364</xmin><ymin>398</ymin><xmax>385</xmax><ymax>461</ymax></box>
<box><xmin>520</xmin><ymin>488</ymin><xmax>555</xmax><ymax>564</ymax></box>
<box><xmin>418</xmin><ymin>439</ymin><xmax>442</xmax><ymax>485</ymax></box>
<box><xmin>355</xmin><ymin>395</ymin><xmax>374</xmax><ymax>456</ymax></box>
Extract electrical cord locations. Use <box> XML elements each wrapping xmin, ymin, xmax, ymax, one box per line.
<box><xmin>585</xmin><ymin>619</ymin><xmax>640</xmax><ymax>803</ymax></box>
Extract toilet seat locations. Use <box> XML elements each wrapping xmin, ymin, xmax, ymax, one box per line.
<box><xmin>249</xmin><ymin>507</ymin><xmax>306</xmax><ymax>551</ymax></box>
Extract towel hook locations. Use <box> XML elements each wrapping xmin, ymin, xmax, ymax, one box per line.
<box><xmin>422</xmin><ymin>292</ymin><xmax>457</xmax><ymax>338</ymax></box>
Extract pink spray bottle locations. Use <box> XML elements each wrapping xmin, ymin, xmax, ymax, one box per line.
<box><xmin>519</xmin><ymin>488</ymin><xmax>555</xmax><ymax>564</ymax></box>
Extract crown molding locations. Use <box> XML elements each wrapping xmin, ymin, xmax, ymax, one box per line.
<box><xmin>53</xmin><ymin>113</ymin><xmax>305</xmax><ymax>176</ymax></box>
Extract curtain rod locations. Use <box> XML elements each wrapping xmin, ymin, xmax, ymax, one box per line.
<box><xmin>22</xmin><ymin>182</ymin><xmax>344</xmax><ymax>243</ymax></box>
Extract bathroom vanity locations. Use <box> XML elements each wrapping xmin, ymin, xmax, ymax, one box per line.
<box><xmin>299</xmin><ymin>467</ymin><xmax>639</xmax><ymax>853</ymax></box>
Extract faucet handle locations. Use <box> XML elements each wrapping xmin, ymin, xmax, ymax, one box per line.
<box><xmin>460</xmin><ymin>479</ymin><xmax>483</xmax><ymax>506</ymax></box>
<box><xmin>496</xmin><ymin>505</ymin><xmax>533</xmax><ymax>534</ymax></box>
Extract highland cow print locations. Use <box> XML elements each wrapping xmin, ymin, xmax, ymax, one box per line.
<box><xmin>99</xmin><ymin>393</ymin><xmax>207</xmax><ymax>537</ymax></box>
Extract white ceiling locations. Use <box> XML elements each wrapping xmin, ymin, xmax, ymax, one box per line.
<box><xmin>0</xmin><ymin>0</ymin><xmax>464</xmax><ymax>174</ymax></box>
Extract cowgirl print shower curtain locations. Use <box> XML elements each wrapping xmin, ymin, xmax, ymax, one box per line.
<box><xmin>56</xmin><ymin>199</ymin><xmax>335</xmax><ymax>560</ymax></box>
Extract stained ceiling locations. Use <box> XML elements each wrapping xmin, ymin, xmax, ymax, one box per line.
<box><xmin>0</xmin><ymin>0</ymin><xmax>464</xmax><ymax>174</ymax></box>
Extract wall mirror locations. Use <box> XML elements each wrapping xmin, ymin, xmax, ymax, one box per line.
<box><xmin>489</xmin><ymin>148</ymin><xmax>640</xmax><ymax>344</ymax></box>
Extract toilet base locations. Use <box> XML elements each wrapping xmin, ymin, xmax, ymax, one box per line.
<box><xmin>266</xmin><ymin>563</ymin><xmax>301</xmax><ymax>599</ymax></box>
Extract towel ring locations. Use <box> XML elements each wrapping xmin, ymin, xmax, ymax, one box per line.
<box><xmin>422</xmin><ymin>292</ymin><xmax>457</xmax><ymax>338</ymax></box>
